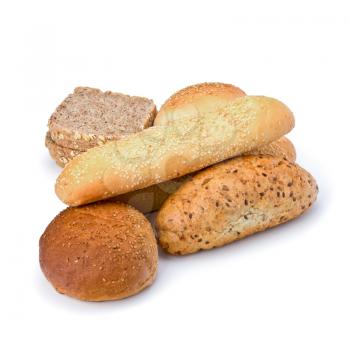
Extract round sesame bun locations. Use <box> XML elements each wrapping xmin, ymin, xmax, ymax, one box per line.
<box><xmin>39</xmin><ymin>202</ymin><xmax>158</xmax><ymax>301</ymax></box>
<box><xmin>154</xmin><ymin>82</ymin><xmax>246</xmax><ymax>125</ymax></box>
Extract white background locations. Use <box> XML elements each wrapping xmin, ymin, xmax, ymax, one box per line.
<box><xmin>1</xmin><ymin>1</ymin><xmax>349</xmax><ymax>349</ymax></box>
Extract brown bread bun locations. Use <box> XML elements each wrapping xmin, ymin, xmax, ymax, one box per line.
<box><xmin>39</xmin><ymin>202</ymin><xmax>158</xmax><ymax>301</ymax></box>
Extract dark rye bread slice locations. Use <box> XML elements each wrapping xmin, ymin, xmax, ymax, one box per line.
<box><xmin>48</xmin><ymin>87</ymin><xmax>157</xmax><ymax>150</ymax></box>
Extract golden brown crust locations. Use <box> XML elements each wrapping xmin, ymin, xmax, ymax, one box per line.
<box><xmin>156</xmin><ymin>155</ymin><xmax>318</xmax><ymax>255</ymax></box>
<box><xmin>112</xmin><ymin>137</ymin><xmax>296</xmax><ymax>213</ymax></box>
<box><xmin>39</xmin><ymin>202</ymin><xmax>158</xmax><ymax>301</ymax></box>
<box><xmin>45</xmin><ymin>132</ymin><xmax>83</xmax><ymax>167</ymax></box>
<box><xmin>55</xmin><ymin>96</ymin><xmax>295</xmax><ymax>206</ymax></box>
<box><xmin>243</xmin><ymin>136</ymin><xmax>296</xmax><ymax>162</ymax></box>
<box><xmin>154</xmin><ymin>82</ymin><xmax>246</xmax><ymax>125</ymax></box>
<box><xmin>49</xmin><ymin>87</ymin><xmax>157</xmax><ymax>150</ymax></box>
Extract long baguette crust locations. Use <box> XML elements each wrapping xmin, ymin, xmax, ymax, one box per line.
<box><xmin>55</xmin><ymin>96</ymin><xmax>294</xmax><ymax>206</ymax></box>
<box><xmin>48</xmin><ymin>133</ymin><xmax>296</xmax><ymax>212</ymax></box>
<box><xmin>111</xmin><ymin>136</ymin><xmax>296</xmax><ymax>213</ymax></box>
<box><xmin>156</xmin><ymin>155</ymin><xmax>318</xmax><ymax>255</ymax></box>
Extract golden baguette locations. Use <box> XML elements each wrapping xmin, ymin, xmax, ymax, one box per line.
<box><xmin>55</xmin><ymin>96</ymin><xmax>294</xmax><ymax>206</ymax></box>
<box><xmin>112</xmin><ymin>136</ymin><xmax>296</xmax><ymax>213</ymax></box>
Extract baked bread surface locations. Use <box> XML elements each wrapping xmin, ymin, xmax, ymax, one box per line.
<box><xmin>154</xmin><ymin>82</ymin><xmax>246</xmax><ymax>125</ymax></box>
<box><xmin>48</xmin><ymin>87</ymin><xmax>157</xmax><ymax>150</ymax></box>
<box><xmin>39</xmin><ymin>202</ymin><xmax>158</xmax><ymax>301</ymax></box>
<box><xmin>112</xmin><ymin>136</ymin><xmax>296</xmax><ymax>213</ymax></box>
<box><xmin>56</xmin><ymin>95</ymin><xmax>295</xmax><ymax>206</ymax></box>
<box><xmin>45</xmin><ymin>132</ymin><xmax>83</xmax><ymax>167</ymax></box>
<box><xmin>157</xmin><ymin>155</ymin><xmax>318</xmax><ymax>255</ymax></box>
<box><xmin>48</xmin><ymin>136</ymin><xmax>295</xmax><ymax>213</ymax></box>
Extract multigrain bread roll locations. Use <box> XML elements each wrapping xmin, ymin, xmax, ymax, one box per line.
<box><xmin>154</xmin><ymin>82</ymin><xmax>246</xmax><ymax>125</ymax></box>
<box><xmin>48</xmin><ymin>87</ymin><xmax>157</xmax><ymax>151</ymax></box>
<box><xmin>157</xmin><ymin>155</ymin><xmax>318</xmax><ymax>255</ymax></box>
<box><xmin>39</xmin><ymin>202</ymin><xmax>158</xmax><ymax>301</ymax></box>
<box><xmin>112</xmin><ymin>137</ymin><xmax>296</xmax><ymax>213</ymax></box>
<box><xmin>56</xmin><ymin>96</ymin><xmax>294</xmax><ymax>206</ymax></box>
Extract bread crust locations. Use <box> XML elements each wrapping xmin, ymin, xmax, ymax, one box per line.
<box><xmin>112</xmin><ymin>137</ymin><xmax>296</xmax><ymax>213</ymax></box>
<box><xmin>39</xmin><ymin>202</ymin><xmax>158</xmax><ymax>301</ymax></box>
<box><xmin>56</xmin><ymin>96</ymin><xmax>295</xmax><ymax>206</ymax></box>
<box><xmin>154</xmin><ymin>82</ymin><xmax>246</xmax><ymax>125</ymax></box>
<box><xmin>45</xmin><ymin>132</ymin><xmax>83</xmax><ymax>167</ymax></box>
<box><xmin>48</xmin><ymin>135</ymin><xmax>295</xmax><ymax>212</ymax></box>
<box><xmin>46</xmin><ymin>128</ymin><xmax>295</xmax><ymax>172</ymax></box>
<box><xmin>49</xmin><ymin>87</ymin><xmax>157</xmax><ymax>150</ymax></box>
<box><xmin>244</xmin><ymin>136</ymin><xmax>296</xmax><ymax>162</ymax></box>
<box><xmin>156</xmin><ymin>155</ymin><xmax>318</xmax><ymax>255</ymax></box>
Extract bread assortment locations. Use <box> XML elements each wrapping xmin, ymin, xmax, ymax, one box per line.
<box><xmin>40</xmin><ymin>82</ymin><xmax>318</xmax><ymax>302</ymax></box>
<box><xmin>55</xmin><ymin>95</ymin><xmax>294</xmax><ymax>206</ymax></box>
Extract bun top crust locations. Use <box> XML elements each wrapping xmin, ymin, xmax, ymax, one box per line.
<box><xmin>154</xmin><ymin>82</ymin><xmax>246</xmax><ymax>125</ymax></box>
<box><xmin>39</xmin><ymin>202</ymin><xmax>158</xmax><ymax>301</ymax></box>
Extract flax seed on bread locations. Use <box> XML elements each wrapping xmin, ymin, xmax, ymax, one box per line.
<box><xmin>48</xmin><ymin>87</ymin><xmax>157</xmax><ymax>150</ymax></box>
<box><xmin>156</xmin><ymin>155</ymin><xmax>318</xmax><ymax>255</ymax></box>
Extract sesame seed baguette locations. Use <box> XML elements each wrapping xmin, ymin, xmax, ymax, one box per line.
<box><xmin>46</xmin><ymin>127</ymin><xmax>295</xmax><ymax>171</ymax></box>
<box><xmin>111</xmin><ymin>136</ymin><xmax>296</xmax><ymax>213</ymax></box>
<box><xmin>48</xmin><ymin>132</ymin><xmax>296</xmax><ymax>212</ymax></box>
<box><xmin>55</xmin><ymin>95</ymin><xmax>294</xmax><ymax>206</ymax></box>
<box><xmin>156</xmin><ymin>155</ymin><xmax>318</xmax><ymax>255</ymax></box>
